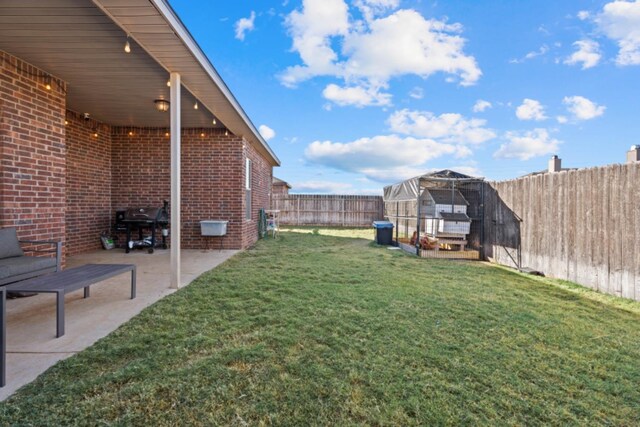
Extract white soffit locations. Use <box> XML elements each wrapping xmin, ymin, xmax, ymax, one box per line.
<box><xmin>94</xmin><ymin>0</ymin><xmax>280</xmax><ymax>165</ymax></box>
<box><xmin>0</xmin><ymin>0</ymin><xmax>279</xmax><ymax>165</ymax></box>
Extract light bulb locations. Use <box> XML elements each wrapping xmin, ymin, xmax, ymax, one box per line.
<box><xmin>200</xmin><ymin>132</ymin><xmax>205</xmax><ymax>137</ymax></box>
<box><xmin>194</xmin><ymin>102</ymin><xmax>198</xmax><ymax>110</ymax></box>
<box><xmin>45</xmin><ymin>83</ymin><xmax>51</xmax><ymax>90</ymax></box>
<box><xmin>212</xmin><ymin>118</ymin><xmax>217</xmax><ymax>125</ymax></box>
<box><xmin>64</xmin><ymin>120</ymin><xmax>68</xmax><ymax>125</ymax></box>
<box><xmin>167</xmin><ymin>80</ymin><xmax>171</xmax><ymax>87</ymax></box>
<box><xmin>225</xmin><ymin>129</ymin><xmax>229</xmax><ymax>136</ymax></box>
<box><xmin>124</xmin><ymin>37</ymin><xmax>131</xmax><ymax>53</ymax></box>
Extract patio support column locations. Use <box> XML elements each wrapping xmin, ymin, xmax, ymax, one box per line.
<box><xmin>170</xmin><ymin>72</ymin><xmax>181</xmax><ymax>289</ymax></box>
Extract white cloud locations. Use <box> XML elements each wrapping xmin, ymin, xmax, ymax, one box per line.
<box><xmin>322</xmin><ymin>83</ymin><xmax>392</xmax><ymax>107</ymax></box>
<box><xmin>409</xmin><ymin>86</ymin><xmax>424</xmax><ymax>99</ymax></box>
<box><xmin>359</xmin><ymin>166</ymin><xmax>434</xmax><ymax>182</ymax></box>
<box><xmin>594</xmin><ymin>0</ymin><xmax>640</xmax><ymax>65</ymax></box>
<box><xmin>577</xmin><ymin>10</ymin><xmax>590</xmax><ymax>20</ymax></box>
<box><xmin>305</xmin><ymin>134</ymin><xmax>460</xmax><ymax>182</ymax></box>
<box><xmin>292</xmin><ymin>180</ymin><xmax>354</xmax><ymax>194</ymax></box>
<box><xmin>564</xmin><ymin>39</ymin><xmax>601</xmax><ymax>69</ymax></box>
<box><xmin>556</xmin><ymin>115</ymin><xmax>568</xmax><ymax>124</ymax></box>
<box><xmin>258</xmin><ymin>125</ymin><xmax>276</xmax><ymax>141</ymax></box>
<box><xmin>354</xmin><ymin>0</ymin><xmax>400</xmax><ymax>22</ymax></box>
<box><xmin>281</xmin><ymin>1</ymin><xmax>481</xmax><ymax>106</ymax></box>
<box><xmin>234</xmin><ymin>11</ymin><xmax>256</xmax><ymax>41</ymax></box>
<box><xmin>388</xmin><ymin>109</ymin><xmax>496</xmax><ymax>144</ymax></box>
<box><xmin>562</xmin><ymin>95</ymin><xmax>606</xmax><ymax>120</ymax></box>
<box><xmin>472</xmin><ymin>99</ymin><xmax>492</xmax><ymax>113</ymax></box>
<box><xmin>510</xmin><ymin>45</ymin><xmax>549</xmax><ymax>63</ymax></box>
<box><xmin>494</xmin><ymin>129</ymin><xmax>561</xmax><ymax>160</ymax></box>
<box><xmin>281</xmin><ymin>0</ymin><xmax>350</xmax><ymax>87</ymax></box>
<box><xmin>515</xmin><ymin>99</ymin><xmax>547</xmax><ymax>121</ymax></box>
<box><xmin>341</xmin><ymin>10</ymin><xmax>481</xmax><ymax>86</ymax></box>
<box><xmin>448</xmin><ymin>165</ymin><xmax>483</xmax><ymax>177</ymax></box>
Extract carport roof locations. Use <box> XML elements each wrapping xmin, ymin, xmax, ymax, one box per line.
<box><xmin>0</xmin><ymin>0</ymin><xmax>280</xmax><ymax>166</ymax></box>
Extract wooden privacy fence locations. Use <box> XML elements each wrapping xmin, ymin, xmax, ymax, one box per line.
<box><xmin>483</xmin><ymin>162</ymin><xmax>640</xmax><ymax>301</ymax></box>
<box><xmin>271</xmin><ymin>194</ymin><xmax>384</xmax><ymax>226</ymax></box>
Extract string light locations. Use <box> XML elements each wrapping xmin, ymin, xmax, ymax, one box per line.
<box><xmin>64</xmin><ymin>120</ymin><xmax>68</xmax><ymax>126</ymax></box>
<box><xmin>194</xmin><ymin>102</ymin><xmax>198</xmax><ymax>110</ymax></box>
<box><xmin>224</xmin><ymin>129</ymin><xmax>228</xmax><ymax>136</ymax></box>
<box><xmin>200</xmin><ymin>132</ymin><xmax>205</xmax><ymax>137</ymax></box>
<box><xmin>128</xmin><ymin>130</ymin><xmax>134</xmax><ymax>136</ymax></box>
<box><xmin>212</xmin><ymin>117</ymin><xmax>217</xmax><ymax>125</ymax></box>
<box><xmin>124</xmin><ymin>36</ymin><xmax>131</xmax><ymax>53</ymax></box>
<box><xmin>167</xmin><ymin>80</ymin><xmax>171</xmax><ymax>87</ymax></box>
<box><xmin>44</xmin><ymin>76</ymin><xmax>52</xmax><ymax>91</ymax></box>
<box><xmin>165</xmin><ymin>132</ymin><xmax>170</xmax><ymax>137</ymax></box>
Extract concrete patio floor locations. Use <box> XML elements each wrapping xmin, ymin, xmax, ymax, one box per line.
<box><xmin>0</xmin><ymin>248</ymin><xmax>238</xmax><ymax>401</ymax></box>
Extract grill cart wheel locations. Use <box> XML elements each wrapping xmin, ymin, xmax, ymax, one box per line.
<box><xmin>148</xmin><ymin>248</ymin><xmax>154</xmax><ymax>254</ymax></box>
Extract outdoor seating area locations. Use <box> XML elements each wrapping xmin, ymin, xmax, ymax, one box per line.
<box><xmin>0</xmin><ymin>228</ymin><xmax>61</xmax><ymax>286</ymax></box>
<box><xmin>0</xmin><ymin>248</ymin><xmax>237</xmax><ymax>400</ymax></box>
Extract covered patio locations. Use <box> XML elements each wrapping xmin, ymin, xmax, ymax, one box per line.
<box><xmin>1</xmin><ymin>0</ymin><xmax>279</xmax><ymax>395</ymax></box>
<box><xmin>0</xmin><ymin>248</ymin><xmax>237</xmax><ymax>400</ymax></box>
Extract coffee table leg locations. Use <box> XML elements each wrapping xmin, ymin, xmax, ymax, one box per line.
<box><xmin>1</xmin><ymin>287</ymin><xmax>6</xmax><ymax>387</ymax></box>
<box><xmin>84</xmin><ymin>286</ymin><xmax>90</xmax><ymax>298</ymax></box>
<box><xmin>56</xmin><ymin>291</ymin><xmax>65</xmax><ymax>338</ymax></box>
<box><xmin>131</xmin><ymin>267</ymin><xmax>136</xmax><ymax>299</ymax></box>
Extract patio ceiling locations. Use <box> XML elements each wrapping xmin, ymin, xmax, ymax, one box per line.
<box><xmin>0</xmin><ymin>0</ymin><xmax>279</xmax><ymax>165</ymax></box>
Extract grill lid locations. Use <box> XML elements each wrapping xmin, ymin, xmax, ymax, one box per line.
<box><xmin>124</xmin><ymin>207</ymin><xmax>166</xmax><ymax>222</ymax></box>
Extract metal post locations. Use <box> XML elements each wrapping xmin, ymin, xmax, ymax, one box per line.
<box><xmin>451</xmin><ymin>180</ymin><xmax>455</xmax><ymax>213</ymax></box>
<box><xmin>170</xmin><ymin>72</ymin><xmax>181</xmax><ymax>289</ymax></box>
<box><xmin>395</xmin><ymin>201</ymin><xmax>399</xmax><ymax>245</ymax></box>
<box><xmin>416</xmin><ymin>180</ymin><xmax>421</xmax><ymax>256</ymax></box>
<box><xmin>479</xmin><ymin>182</ymin><xmax>485</xmax><ymax>260</ymax></box>
<box><xmin>1</xmin><ymin>287</ymin><xmax>6</xmax><ymax>387</ymax></box>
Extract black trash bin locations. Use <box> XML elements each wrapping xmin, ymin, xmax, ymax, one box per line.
<box><xmin>372</xmin><ymin>221</ymin><xmax>394</xmax><ymax>245</ymax></box>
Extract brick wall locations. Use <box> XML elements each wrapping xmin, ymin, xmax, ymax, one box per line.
<box><xmin>65</xmin><ymin>111</ymin><xmax>112</xmax><ymax>255</ymax></box>
<box><xmin>0</xmin><ymin>51</ymin><xmax>66</xmax><ymax>259</ymax></box>
<box><xmin>0</xmin><ymin>49</ymin><xmax>274</xmax><ymax>256</ymax></box>
<box><xmin>242</xmin><ymin>140</ymin><xmax>273</xmax><ymax>248</ymax></box>
<box><xmin>111</xmin><ymin>128</ymin><xmax>270</xmax><ymax>250</ymax></box>
<box><xmin>180</xmin><ymin>130</ymin><xmax>244</xmax><ymax>249</ymax></box>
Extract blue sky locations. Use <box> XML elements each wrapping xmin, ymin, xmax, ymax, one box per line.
<box><xmin>169</xmin><ymin>0</ymin><xmax>640</xmax><ymax>194</ymax></box>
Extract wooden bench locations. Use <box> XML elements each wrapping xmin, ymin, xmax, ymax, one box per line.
<box><xmin>1</xmin><ymin>263</ymin><xmax>136</xmax><ymax>387</ymax></box>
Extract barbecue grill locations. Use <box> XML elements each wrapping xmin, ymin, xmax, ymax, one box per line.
<box><xmin>119</xmin><ymin>201</ymin><xmax>169</xmax><ymax>253</ymax></box>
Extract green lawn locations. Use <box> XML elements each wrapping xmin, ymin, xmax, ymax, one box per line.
<box><xmin>2</xmin><ymin>230</ymin><xmax>640</xmax><ymax>425</ymax></box>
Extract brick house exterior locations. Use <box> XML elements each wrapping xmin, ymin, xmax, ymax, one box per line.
<box><xmin>1</xmin><ymin>50</ymin><xmax>276</xmax><ymax>259</ymax></box>
<box><xmin>0</xmin><ymin>52</ymin><xmax>67</xmax><ymax>263</ymax></box>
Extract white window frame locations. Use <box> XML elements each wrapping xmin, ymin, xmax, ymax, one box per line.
<box><xmin>245</xmin><ymin>158</ymin><xmax>252</xmax><ymax>220</ymax></box>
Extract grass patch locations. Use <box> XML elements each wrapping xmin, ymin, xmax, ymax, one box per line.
<box><xmin>2</xmin><ymin>230</ymin><xmax>640</xmax><ymax>425</ymax></box>
<box><xmin>280</xmin><ymin>225</ymin><xmax>373</xmax><ymax>239</ymax></box>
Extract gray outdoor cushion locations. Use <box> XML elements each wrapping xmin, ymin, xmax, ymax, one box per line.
<box><xmin>0</xmin><ymin>228</ymin><xmax>24</xmax><ymax>259</ymax></box>
<box><xmin>0</xmin><ymin>256</ymin><xmax>56</xmax><ymax>280</ymax></box>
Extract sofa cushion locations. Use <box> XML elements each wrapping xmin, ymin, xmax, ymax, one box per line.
<box><xmin>0</xmin><ymin>256</ymin><xmax>56</xmax><ymax>280</ymax></box>
<box><xmin>0</xmin><ymin>228</ymin><xmax>24</xmax><ymax>259</ymax></box>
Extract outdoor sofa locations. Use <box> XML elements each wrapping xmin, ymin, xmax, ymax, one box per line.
<box><xmin>0</xmin><ymin>227</ymin><xmax>61</xmax><ymax>286</ymax></box>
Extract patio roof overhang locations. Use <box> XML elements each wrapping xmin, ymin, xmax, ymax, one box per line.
<box><xmin>0</xmin><ymin>0</ymin><xmax>280</xmax><ymax>166</ymax></box>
